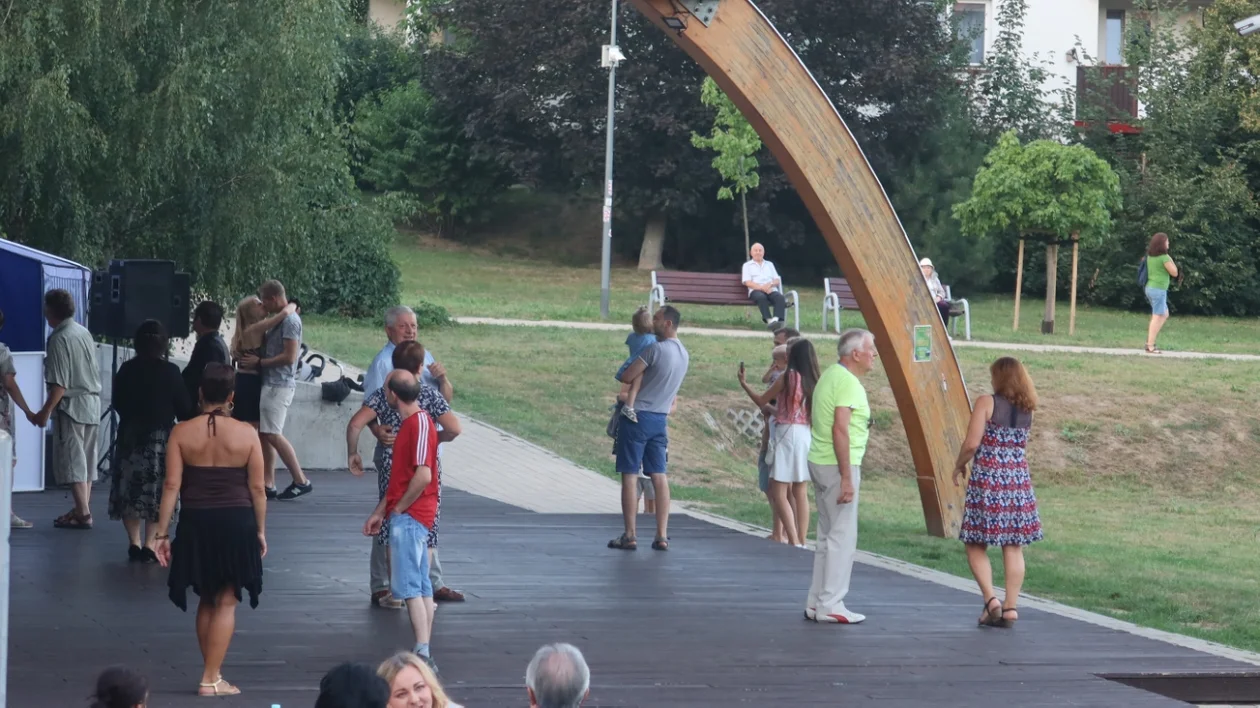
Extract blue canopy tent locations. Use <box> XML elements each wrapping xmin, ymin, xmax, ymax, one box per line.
<box><xmin>0</xmin><ymin>239</ymin><xmax>93</xmax><ymax>353</ymax></box>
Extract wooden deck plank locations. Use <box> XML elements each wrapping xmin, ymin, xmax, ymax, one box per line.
<box><xmin>7</xmin><ymin>472</ymin><xmax>1248</xmax><ymax>706</ymax></box>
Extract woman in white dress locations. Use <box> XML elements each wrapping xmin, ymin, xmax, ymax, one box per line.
<box><xmin>738</xmin><ymin>338</ymin><xmax>820</xmax><ymax>548</ymax></box>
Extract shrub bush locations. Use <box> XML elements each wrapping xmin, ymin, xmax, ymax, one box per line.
<box><xmin>411</xmin><ymin>300</ymin><xmax>452</xmax><ymax>329</ymax></box>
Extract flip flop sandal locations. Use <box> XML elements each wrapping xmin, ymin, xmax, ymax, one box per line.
<box><xmin>607</xmin><ymin>534</ymin><xmax>637</xmax><ymax>551</ymax></box>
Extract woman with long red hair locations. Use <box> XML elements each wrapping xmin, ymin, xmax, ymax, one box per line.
<box><xmin>951</xmin><ymin>357</ymin><xmax>1042</xmax><ymax>629</ymax></box>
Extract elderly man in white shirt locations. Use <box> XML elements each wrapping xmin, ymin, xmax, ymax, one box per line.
<box><xmin>741</xmin><ymin>243</ymin><xmax>787</xmax><ymax>329</ymax></box>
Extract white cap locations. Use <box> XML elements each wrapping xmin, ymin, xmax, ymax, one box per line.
<box><xmin>918</xmin><ymin>257</ymin><xmax>934</xmax><ymax>268</ymax></box>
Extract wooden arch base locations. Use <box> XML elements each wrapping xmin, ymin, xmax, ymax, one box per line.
<box><xmin>628</xmin><ymin>0</ymin><xmax>972</xmax><ymax>536</ymax></box>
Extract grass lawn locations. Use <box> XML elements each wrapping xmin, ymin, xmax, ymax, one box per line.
<box><xmin>305</xmin><ymin>316</ymin><xmax>1260</xmax><ymax>653</ymax></box>
<box><xmin>395</xmin><ymin>235</ymin><xmax>1260</xmax><ymax>354</ymax></box>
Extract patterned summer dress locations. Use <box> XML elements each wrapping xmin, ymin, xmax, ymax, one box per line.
<box><xmin>959</xmin><ymin>394</ymin><xmax>1043</xmax><ymax>546</ymax></box>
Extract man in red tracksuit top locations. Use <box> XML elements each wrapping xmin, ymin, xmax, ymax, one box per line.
<box><xmin>364</xmin><ymin>370</ymin><xmax>440</xmax><ymax>672</ymax></box>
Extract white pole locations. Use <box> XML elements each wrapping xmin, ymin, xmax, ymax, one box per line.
<box><xmin>0</xmin><ymin>430</ymin><xmax>11</xmax><ymax>708</ymax></box>
<box><xmin>599</xmin><ymin>0</ymin><xmax>619</xmax><ymax>320</ymax></box>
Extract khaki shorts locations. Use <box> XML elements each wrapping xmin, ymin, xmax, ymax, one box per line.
<box><xmin>52</xmin><ymin>411</ymin><xmax>98</xmax><ymax>485</ymax></box>
<box><xmin>259</xmin><ymin>385</ymin><xmax>296</xmax><ymax>435</ymax></box>
<box><xmin>637</xmin><ymin>474</ymin><xmax>655</xmax><ymax>501</ymax></box>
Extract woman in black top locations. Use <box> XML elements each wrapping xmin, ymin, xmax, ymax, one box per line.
<box><xmin>108</xmin><ymin>320</ymin><xmax>193</xmax><ymax>562</ymax></box>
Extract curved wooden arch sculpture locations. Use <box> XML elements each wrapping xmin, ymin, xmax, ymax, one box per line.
<box><xmin>628</xmin><ymin>0</ymin><xmax>972</xmax><ymax>536</ymax></box>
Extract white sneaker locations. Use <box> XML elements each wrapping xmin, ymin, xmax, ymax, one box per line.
<box><xmin>804</xmin><ymin>607</ymin><xmax>817</xmax><ymax>621</ymax></box>
<box><xmin>816</xmin><ymin>606</ymin><xmax>865</xmax><ymax>624</ymax></box>
<box><xmin>794</xmin><ymin>544</ymin><xmax>808</xmax><ymax>550</ymax></box>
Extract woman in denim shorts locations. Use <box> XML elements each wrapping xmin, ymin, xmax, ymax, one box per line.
<box><xmin>1142</xmin><ymin>232</ymin><xmax>1179</xmax><ymax>354</ymax></box>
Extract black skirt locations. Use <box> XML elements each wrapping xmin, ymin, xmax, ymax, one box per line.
<box><xmin>167</xmin><ymin>507</ymin><xmax>263</xmax><ymax>611</ymax></box>
<box><xmin>232</xmin><ymin>372</ymin><xmax>262</xmax><ymax>424</ymax></box>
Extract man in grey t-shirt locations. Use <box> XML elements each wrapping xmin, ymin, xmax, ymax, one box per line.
<box><xmin>609</xmin><ymin>305</ymin><xmax>689</xmax><ymax>552</ymax></box>
<box><xmin>242</xmin><ymin>280</ymin><xmax>312</xmax><ymax>500</ymax></box>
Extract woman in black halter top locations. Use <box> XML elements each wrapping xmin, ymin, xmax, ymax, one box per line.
<box><xmin>153</xmin><ymin>363</ymin><xmax>266</xmax><ymax>698</ymax></box>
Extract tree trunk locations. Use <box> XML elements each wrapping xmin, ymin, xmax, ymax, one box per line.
<box><xmin>638</xmin><ymin>213</ymin><xmax>666</xmax><ymax>271</ymax></box>
<box><xmin>740</xmin><ymin>190</ymin><xmax>750</xmax><ymax>258</ymax></box>
<box><xmin>1013</xmin><ymin>238</ymin><xmax>1025</xmax><ymax>331</ymax></box>
<box><xmin>1042</xmin><ymin>241</ymin><xmax>1059</xmax><ymax>334</ymax></box>
<box><xmin>1069</xmin><ymin>233</ymin><xmax>1080</xmax><ymax>336</ymax></box>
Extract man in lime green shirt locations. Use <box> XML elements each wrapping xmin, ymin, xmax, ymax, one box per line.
<box><xmin>805</xmin><ymin>328</ymin><xmax>876</xmax><ymax>625</ymax></box>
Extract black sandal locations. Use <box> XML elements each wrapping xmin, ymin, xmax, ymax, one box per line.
<box><xmin>979</xmin><ymin>597</ymin><xmax>1002</xmax><ymax>626</ymax></box>
<box><xmin>997</xmin><ymin>608</ymin><xmax>1019</xmax><ymax>628</ymax></box>
<box><xmin>651</xmin><ymin>537</ymin><xmax>669</xmax><ymax>551</ymax></box>
<box><xmin>608</xmin><ymin>534</ymin><xmax>637</xmax><ymax>551</ymax></box>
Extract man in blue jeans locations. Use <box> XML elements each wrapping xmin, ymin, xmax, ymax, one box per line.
<box><xmin>608</xmin><ymin>306</ymin><xmax>689</xmax><ymax>552</ymax></box>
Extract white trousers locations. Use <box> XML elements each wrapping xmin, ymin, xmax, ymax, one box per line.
<box><xmin>805</xmin><ymin>463</ymin><xmax>860</xmax><ymax>614</ymax></box>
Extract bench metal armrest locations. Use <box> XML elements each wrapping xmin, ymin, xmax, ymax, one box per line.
<box><xmin>953</xmin><ymin>298</ymin><xmax>971</xmax><ymax>341</ymax></box>
<box><xmin>786</xmin><ymin>289</ymin><xmax>800</xmax><ymax>331</ymax></box>
<box><xmin>648</xmin><ymin>284</ymin><xmax>665</xmax><ymax>310</ymax></box>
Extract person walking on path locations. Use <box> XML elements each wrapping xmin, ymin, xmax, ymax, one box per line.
<box><xmin>738</xmin><ymin>338</ymin><xmax>819</xmax><ymax>549</ymax></box>
<box><xmin>805</xmin><ymin>328</ymin><xmax>876</xmax><ymax>624</ymax></box>
<box><xmin>362</xmin><ymin>306</ymin><xmax>462</xmax><ymax>603</ymax></box>
<box><xmin>154</xmin><ymin>363</ymin><xmax>267</xmax><ymax>697</ymax></box>
<box><xmin>348</xmin><ymin>341</ymin><xmax>462</xmax><ymax>610</ymax></box>
<box><xmin>0</xmin><ymin>307</ymin><xmax>37</xmax><ymax>529</ymax></box>
<box><xmin>239</xmin><ymin>280</ymin><xmax>311</xmax><ymax>500</ymax></box>
<box><xmin>741</xmin><ymin>243</ymin><xmax>788</xmax><ymax>329</ymax></box>
<box><xmin>108</xmin><ymin>320</ymin><xmax>194</xmax><ymax>562</ymax></box>
<box><xmin>952</xmin><ymin>356</ymin><xmax>1043</xmax><ymax>629</ymax></box>
<box><xmin>1142</xmin><ymin>232</ymin><xmax>1180</xmax><ymax>354</ymax></box>
<box><xmin>31</xmin><ymin>289</ymin><xmax>102</xmax><ymax>530</ymax></box>
<box><xmin>364</xmin><ymin>371</ymin><xmax>444</xmax><ymax>673</ymax></box>
<box><xmin>608</xmin><ymin>306</ymin><xmax>689</xmax><ymax>552</ymax></box>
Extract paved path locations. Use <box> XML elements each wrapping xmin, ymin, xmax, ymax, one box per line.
<box><xmin>455</xmin><ymin>316</ymin><xmax>1260</xmax><ymax>361</ymax></box>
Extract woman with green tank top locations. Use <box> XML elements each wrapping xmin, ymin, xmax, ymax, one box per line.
<box><xmin>1143</xmin><ymin>232</ymin><xmax>1179</xmax><ymax>353</ymax></box>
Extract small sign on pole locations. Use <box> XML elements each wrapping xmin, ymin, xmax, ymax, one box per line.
<box><xmin>913</xmin><ymin>325</ymin><xmax>932</xmax><ymax>363</ymax></box>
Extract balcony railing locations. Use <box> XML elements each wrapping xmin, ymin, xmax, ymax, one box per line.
<box><xmin>1076</xmin><ymin>65</ymin><xmax>1138</xmax><ymax>122</ymax></box>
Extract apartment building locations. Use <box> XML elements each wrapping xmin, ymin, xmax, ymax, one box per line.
<box><xmin>955</xmin><ymin>1</ymin><xmax>1213</xmax><ymax>122</ymax></box>
<box><xmin>369</xmin><ymin>0</ymin><xmax>407</xmax><ymax>32</ymax></box>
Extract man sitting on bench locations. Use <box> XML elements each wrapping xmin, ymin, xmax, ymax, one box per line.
<box><xmin>742</xmin><ymin>243</ymin><xmax>787</xmax><ymax>330</ymax></box>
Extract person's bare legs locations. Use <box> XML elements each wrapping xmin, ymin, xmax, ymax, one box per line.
<box><xmin>791</xmin><ymin>482</ymin><xmax>810</xmax><ymax>545</ymax></box>
<box><xmin>261</xmin><ymin>433</ymin><xmax>308</xmax><ymax>486</ymax></box>
<box><xmin>197</xmin><ymin>587</ymin><xmax>240</xmax><ymax>694</ymax></box>
<box><xmin>405</xmin><ymin>596</ymin><xmax>433</xmax><ymax>647</ymax></box>
<box><xmin>122</xmin><ymin>518</ymin><xmax>142</xmax><ymax>547</ymax></box>
<box><xmin>769</xmin><ymin>481</ymin><xmax>801</xmax><ymax>545</ymax></box>
<box><xmin>644</xmin><ymin>497</ymin><xmax>656</xmax><ymax>514</ymax></box>
<box><xmin>621</xmin><ymin>475</ymin><xmax>638</xmax><ymax>538</ymax></box>
<box><xmin>143</xmin><ymin>521</ymin><xmax>159</xmax><ymax>550</ymax></box>
<box><xmin>625</xmin><ymin>377</ymin><xmax>642</xmax><ymax>410</ymax></box>
<box><xmin>1001</xmin><ymin>545</ymin><xmax>1026</xmax><ymax>618</ymax></box>
<box><xmin>966</xmin><ymin>543</ymin><xmax>1000</xmax><ymax>623</ymax></box>
<box><xmin>765</xmin><ymin>490</ymin><xmax>786</xmax><ymax>542</ymax></box>
<box><xmin>651</xmin><ymin>473</ymin><xmax>671</xmax><ymax>541</ymax></box>
<box><xmin>250</xmin><ymin>422</ymin><xmax>276</xmax><ymax>490</ymax></box>
<box><xmin>1147</xmin><ymin>313</ymin><xmax>1169</xmax><ymax>349</ymax></box>
<box><xmin>71</xmin><ymin>482</ymin><xmax>91</xmax><ymax>518</ymax></box>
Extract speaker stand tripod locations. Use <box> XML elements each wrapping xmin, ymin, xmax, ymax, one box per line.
<box><xmin>95</xmin><ymin>338</ymin><xmax>122</xmax><ymax>481</ymax></box>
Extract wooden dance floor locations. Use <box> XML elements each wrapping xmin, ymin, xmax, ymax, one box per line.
<box><xmin>8</xmin><ymin>472</ymin><xmax>1251</xmax><ymax>706</ymax></box>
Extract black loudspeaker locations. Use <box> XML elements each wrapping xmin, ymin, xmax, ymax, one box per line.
<box><xmin>88</xmin><ymin>260</ymin><xmax>192</xmax><ymax>340</ymax></box>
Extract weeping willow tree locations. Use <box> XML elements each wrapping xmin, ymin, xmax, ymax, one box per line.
<box><xmin>0</xmin><ymin>0</ymin><xmax>399</xmax><ymax>315</ymax></box>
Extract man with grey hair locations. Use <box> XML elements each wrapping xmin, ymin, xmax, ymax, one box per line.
<box><xmin>805</xmin><ymin>328</ymin><xmax>877</xmax><ymax>624</ymax></box>
<box><xmin>362</xmin><ymin>305</ymin><xmax>463</xmax><ymax>607</ymax></box>
<box><xmin>525</xmin><ymin>643</ymin><xmax>590</xmax><ymax>708</ymax></box>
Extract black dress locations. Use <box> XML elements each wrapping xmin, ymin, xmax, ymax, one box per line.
<box><xmin>108</xmin><ymin>357</ymin><xmax>193</xmax><ymax>522</ymax></box>
<box><xmin>232</xmin><ymin>347</ymin><xmax>263</xmax><ymax>424</ymax></box>
<box><xmin>167</xmin><ymin>414</ymin><xmax>263</xmax><ymax>610</ymax></box>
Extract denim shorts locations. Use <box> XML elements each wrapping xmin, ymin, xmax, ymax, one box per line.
<box><xmin>615</xmin><ymin>411</ymin><xmax>668</xmax><ymax>475</ymax></box>
<box><xmin>389</xmin><ymin>513</ymin><xmax>433</xmax><ymax>600</ymax></box>
<box><xmin>1145</xmin><ymin>287</ymin><xmax>1169</xmax><ymax>316</ymax></box>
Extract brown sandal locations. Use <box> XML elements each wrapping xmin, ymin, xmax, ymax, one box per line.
<box><xmin>54</xmin><ymin>511</ymin><xmax>92</xmax><ymax>530</ymax></box>
<box><xmin>996</xmin><ymin>608</ymin><xmax>1019</xmax><ymax>628</ymax></box>
<box><xmin>979</xmin><ymin>597</ymin><xmax>1002</xmax><ymax>626</ymax></box>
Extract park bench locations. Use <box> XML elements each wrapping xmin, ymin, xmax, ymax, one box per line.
<box><xmin>822</xmin><ymin>277</ymin><xmax>971</xmax><ymax>340</ymax></box>
<box><xmin>648</xmin><ymin>271</ymin><xmax>800</xmax><ymax>331</ymax></box>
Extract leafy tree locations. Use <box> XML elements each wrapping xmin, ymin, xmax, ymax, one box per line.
<box><xmin>423</xmin><ymin>0</ymin><xmax>962</xmax><ymax>272</ymax></box>
<box><xmin>1075</xmin><ymin>0</ymin><xmax>1260</xmax><ymax>315</ymax></box>
<box><xmin>690</xmin><ymin>77</ymin><xmax>762</xmax><ymax>257</ymax></box>
<box><xmin>954</xmin><ymin>131</ymin><xmax>1121</xmax><ymax>331</ymax></box>
<box><xmin>0</xmin><ymin>0</ymin><xmax>399</xmax><ymax>315</ymax></box>
<box><xmin>353</xmin><ymin>81</ymin><xmax>513</xmax><ymax>233</ymax></box>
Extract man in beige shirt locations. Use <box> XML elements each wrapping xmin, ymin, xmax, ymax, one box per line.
<box><xmin>31</xmin><ymin>289</ymin><xmax>102</xmax><ymax>529</ymax></box>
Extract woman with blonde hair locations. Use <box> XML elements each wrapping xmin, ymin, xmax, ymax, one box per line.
<box><xmin>377</xmin><ymin>651</ymin><xmax>462</xmax><ymax>708</ymax></box>
<box><xmin>952</xmin><ymin>357</ymin><xmax>1043</xmax><ymax>629</ymax></box>
<box><xmin>230</xmin><ymin>295</ymin><xmax>294</xmax><ymax>497</ymax></box>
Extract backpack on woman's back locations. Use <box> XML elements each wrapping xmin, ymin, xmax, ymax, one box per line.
<box><xmin>1137</xmin><ymin>257</ymin><xmax>1148</xmax><ymax>287</ymax></box>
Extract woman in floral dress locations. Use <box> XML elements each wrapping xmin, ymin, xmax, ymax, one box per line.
<box><xmin>952</xmin><ymin>356</ymin><xmax>1042</xmax><ymax>628</ymax></box>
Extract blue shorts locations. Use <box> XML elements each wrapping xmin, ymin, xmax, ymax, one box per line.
<box><xmin>1145</xmin><ymin>287</ymin><xmax>1168</xmax><ymax>316</ymax></box>
<box><xmin>615</xmin><ymin>411</ymin><xmax>669</xmax><ymax>475</ymax></box>
<box><xmin>389</xmin><ymin>513</ymin><xmax>433</xmax><ymax>600</ymax></box>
